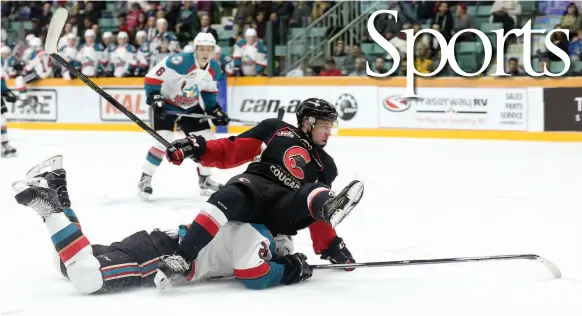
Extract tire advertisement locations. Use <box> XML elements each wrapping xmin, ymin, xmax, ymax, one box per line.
<box><xmin>543</xmin><ymin>88</ymin><xmax>582</xmax><ymax>132</ymax></box>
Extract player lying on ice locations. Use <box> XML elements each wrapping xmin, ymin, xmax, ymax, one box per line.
<box><xmin>156</xmin><ymin>98</ymin><xmax>364</xmax><ymax>289</ymax></box>
<box><xmin>12</xmin><ymin>155</ymin><xmax>354</xmax><ymax>294</ymax></box>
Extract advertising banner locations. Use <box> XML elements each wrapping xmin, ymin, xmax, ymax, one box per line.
<box><xmin>99</xmin><ymin>88</ymin><xmax>149</xmax><ymax>122</ymax></box>
<box><xmin>543</xmin><ymin>88</ymin><xmax>582</xmax><ymax>132</ymax></box>
<box><xmin>378</xmin><ymin>87</ymin><xmax>528</xmax><ymax>131</ymax></box>
<box><xmin>6</xmin><ymin>89</ymin><xmax>58</xmax><ymax>122</ymax></box>
<box><xmin>228</xmin><ymin>86</ymin><xmax>377</xmax><ymax>128</ymax></box>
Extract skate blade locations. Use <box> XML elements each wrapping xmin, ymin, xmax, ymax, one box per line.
<box><xmin>12</xmin><ymin>177</ymin><xmax>50</xmax><ymax>194</ymax></box>
<box><xmin>26</xmin><ymin>155</ymin><xmax>63</xmax><ymax>179</ymax></box>
<box><xmin>330</xmin><ymin>181</ymin><xmax>364</xmax><ymax>228</ymax></box>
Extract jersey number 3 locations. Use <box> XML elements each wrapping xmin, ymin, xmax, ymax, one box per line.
<box><xmin>258</xmin><ymin>242</ymin><xmax>268</xmax><ymax>259</ymax></box>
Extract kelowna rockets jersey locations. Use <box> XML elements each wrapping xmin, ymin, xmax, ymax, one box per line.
<box><xmin>144</xmin><ymin>52</ymin><xmax>224</xmax><ymax>113</ymax></box>
<box><xmin>233</xmin><ymin>39</ymin><xmax>267</xmax><ymax>76</ymax></box>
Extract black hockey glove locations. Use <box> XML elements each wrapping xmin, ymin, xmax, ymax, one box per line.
<box><xmin>146</xmin><ymin>92</ymin><xmax>165</xmax><ymax>108</ymax></box>
<box><xmin>209</xmin><ymin>106</ymin><xmax>230</xmax><ymax>126</ymax></box>
<box><xmin>1</xmin><ymin>89</ymin><xmax>17</xmax><ymax>103</ymax></box>
<box><xmin>320</xmin><ymin>237</ymin><xmax>356</xmax><ymax>271</ymax></box>
<box><xmin>13</xmin><ymin>61</ymin><xmax>25</xmax><ymax>72</ymax></box>
<box><xmin>272</xmin><ymin>253</ymin><xmax>313</xmax><ymax>285</ymax></box>
<box><xmin>166</xmin><ymin>135</ymin><xmax>207</xmax><ymax>165</ymax></box>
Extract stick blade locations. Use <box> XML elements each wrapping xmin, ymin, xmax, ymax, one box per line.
<box><xmin>46</xmin><ymin>8</ymin><xmax>68</xmax><ymax>54</ymax></box>
<box><xmin>535</xmin><ymin>256</ymin><xmax>562</xmax><ymax>278</ymax></box>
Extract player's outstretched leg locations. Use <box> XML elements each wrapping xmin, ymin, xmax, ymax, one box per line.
<box><xmin>309</xmin><ymin>180</ymin><xmax>365</xmax><ymax>228</ymax></box>
<box><xmin>1</xmin><ymin>103</ymin><xmax>17</xmax><ymax>158</ymax></box>
<box><xmin>138</xmin><ymin>129</ymin><xmax>173</xmax><ymax>201</ymax></box>
<box><xmin>197</xmin><ymin>166</ymin><xmax>224</xmax><ymax>196</ymax></box>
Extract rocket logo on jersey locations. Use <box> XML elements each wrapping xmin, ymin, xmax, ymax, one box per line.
<box><xmin>283</xmin><ymin>146</ymin><xmax>311</xmax><ymax>180</ymax></box>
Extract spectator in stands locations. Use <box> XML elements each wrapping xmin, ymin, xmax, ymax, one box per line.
<box><xmin>252</xmin><ymin>11</ymin><xmax>267</xmax><ymax>40</ymax></box>
<box><xmin>289</xmin><ymin>1</ymin><xmax>311</xmax><ymax>28</ymax></box>
<box><xmin>453</xmin><ymin>3</ymin><xmax>476</xmax><ymax>42</ymax></box>
<box><xmin>236</xmin><ymin>1</ymin><xmax>255</xmax><ymax>21</ymax></box>
<box><xmin>144</xmin><ymin>2</ymin><xmax>159</xmax><ymax>20</ymax></box>
<box><xmin>319</xmin><ymin>57</ymin><xmax>342</xmax><ymax>76</ymax></box>
<box><xmin>91</xmin><ymin>24</ymin><xmax>101</xmax><ymax>41</ymax></box>
<box><xmin>397</xmin><ymin>60</ymin><xmax>408</xmax><ymax>76</ymax></box>
<box><xmin>548</xmin><ymin>24</ymin><xmax>569</xmax><ymax>61</ymax></box>
<box><xmin>373</xmin><ymin>8</ymin><xmax>402</xmax><ymax>35</ymax></box>
<box><xmin>312</xmin><ymin>1</ymin><xmax>331</xmax><ymax>21</ymax></box>
<box><xmin>432</xmin><ymin>2</ymin><xmax>453</xmax><ymax>41</ymax></box>
<box><xmin>286</xmin><ymin>60</ymin><xmax>308</xmax><ymax>77</ymax></box>
<box><xmin>164</xmin><ymin>2</ymin><xmax>181</xmax><ymax>31</ymax></box>
<box><xmin>136</xmin><ymin>13</ymin><xmax>147</xmax><ymax>32</ymax></box>
<box><xmin>490</xmin><ymin>0</ymin><xmax>521</xmax><ymax>35</ymax></box>
<box><xmin>200</xmin><ymin>14</ymin><xmax>219</xmax><ymax>41</ymax></box>
<box><xmin>118</xmin><ymin>14</ymin><xmax>131</xmax><ymax>35</ymax></box>
<box><xmin>414</xmin><ymin>44</ymin><xmax>433</xmax><ymax>74</ymax></box>
<box><xmin>268</xmin><ymin>12</ymin><xmax>282</xmax><ymax>45</ymax></box>
<box><xmin>432</xmin><ymin>50</ymin><xmax>451</xmax><ymax>76</ymax></box>
<box><xmin>127</xmin><ymin>3</ymin><xmax>143</xmax><ymax>29</ymax></box>
<box><xmin>304</xmin><ymin>66</ymin><xmax>315</xmax><ymax>76</ymax></box>
<box><xmin>506</xmin><ymin>57</ymin><xmax>523</xmax><ymax>76</ymax></box>
<box><xmin>144</xmin><ymin>16</ymin><xmax>157</xmax><ymax>42</ymax></box>
<box><xmin>384</xmin><ymin>30</ymin><xmax>407</xmax><ymax>61</ymax></box>
<box><xmin>342</xmin><ymin>43</ymin><xmax>367</xmax><ymax>75</ymax></box>
<box><xmin>270</xmin><ymin>1</ymin><xmax>294</xmax><ymax>21</ymax></box>
<box><xmin>39</xmin><ymin>3</ymin><xmax>52</xmax><ymax>29</ymax></box>
<box><xmin>568</xmin><ymin>29</ymin><xmax>582</xmax><ymax>60</ymax></box>
<box><xmin>348</xmin><ymin>57</ymin><xmax>367</xmax><ymax>77</ymax></box>
<box><xmin>80</xmin><ymin>2</ymin><xmax>101</xmax><ymax>25</ymax></box>
<box><xmin>196</xmin><ymin>1</ymin><xmax>214</xmax><ymax>18</ymax></box>
<box><xmin>176</xmin><ymin>1</ymin><xmax>198</xmax><ymax>39</ymax></box>
<box><xmin>375</xmin><ymin>57</ymin><xmax>388</xmax><ymax>74</ymax></box>
<box><xmin>561</xmin><ymin>3</ymin><xmax>582</xmax><ymax>36</ymax></box>
<box><xmin>331</xmin><ymin>40</ymin><xmax>347</xmax><ymax>69</ymax></box>
<box><xmin>29</xmin><ymin>18</ymin><xmax>42</xmax><ymax>37</ymax></box>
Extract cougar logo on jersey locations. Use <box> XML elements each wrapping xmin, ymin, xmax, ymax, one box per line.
<box><xmin>283</xmin><ymin>146</ymin><xmax>311</xmax><ymax>180</ymax></box>
<box><xmin>269</xmin><ymin>165</ymin><xmax>301</xmax><ymax>190</ymax></box>
<box><xmin>276</xmin><ymin>130</ymin><xmax>294</xmax><ymax>138</ymax></box>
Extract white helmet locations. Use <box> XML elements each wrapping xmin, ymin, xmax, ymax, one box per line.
<box><xmin>214</xmin><ymin>44</ymin><xmax>221</xmax><ymax>54</ymax></box>
<box><xmin>66</xmin><ymin>33</ymin><xmax>76</xmax><ymax>40</ymax></box>
<box><xmin>84</xmin><ymin>29</ymin><xmax>96</xmax><ymax>38</ymax></box>
<box><xmin>117</xmin><ymin>31</ymin><xmax>129</xmax><ymax>39</ymax></box>
<box><xmin>245</xmin><ymin>28</ymin><xmax>257</xmax><ymax>38</ymax></box>
<box><xmin>26</xmin><ymin>34</ymin><xmax>36</xmax><ymax>44</ymax></box>
<box><xmin>1</xmin><ymin>46</ymin><xmax>11</xmax><ymax>56</ymax></box>
<box><xmin>182</xmin><ymin>44</ymin><xmax>194</xmax><ymax>53</ymax></box>
<box><xmin>29</xmin><ymin>37</ymin><xmax>42</xmax><ymax>49</ymax></box>
<box><xmin>156</xmin><ymin>18</ymin><xmax>167</xmax><ymax>27</ymax></box>
<box><xmin>193</xmin><ymin>32</ymin><xmax>215</xmax><ymax>48</ymax></box>
<box><xmin>102</xmin><ymin>31</ymin><xmax>113</xmax><ymax>39</ymax></box>
<box><xmin>136</xmin><ymin>30</ymin><xmax>146</xmax><ymax>39</ymax></box>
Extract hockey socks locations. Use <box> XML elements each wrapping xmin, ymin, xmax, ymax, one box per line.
<box><xmin>47</xmin><ymin>213</ymin><xmax>92</xmax><ymax>267</ymax></box>
<box><xmin>63</xmin><ymin>207</ymin><xmax>82</xmax><ymax>230</ymax></box>
<box><xmin>143</xmin><ymin>146</ymin><xmax>164</xmax><ymax>175</ymax></box>
<box><xmin>177</xmin><ymin>203</ymin><xmax>227</xmax><ymax>261</ymax></box>
<box><xmin>307</xmin><ymin>187</ymin><xmax>332</xmax><ymax>220</ymax></box>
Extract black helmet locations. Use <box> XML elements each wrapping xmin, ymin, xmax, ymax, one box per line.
<box><xmin>296</xmin><ymin>98</ymin><xmax>338</xmax><ymax>126</ymax></box>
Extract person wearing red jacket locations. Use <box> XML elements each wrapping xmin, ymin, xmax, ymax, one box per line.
<box><xmin>319</xmin><ymin>57</ymin><xmax>344</xmax><ymax>76</ymax></box>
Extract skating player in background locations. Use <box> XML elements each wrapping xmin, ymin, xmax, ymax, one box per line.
<box><xmin>1</xmin><ymin>56</ymin><xmax>17</xmax><ymax>157</ymax></box>
<box><xmin>155</xmin><ymin>98</ymin><xmax>361</xmax><ymax>289</ymax></box>
<box><xmin>232</xmin><ymin>28</ymin><xmax>267</xmax><ymax>76</ymax></box>
<box><xmin>138</xmin><ymin>32</ymin><xmax>229</xmax><ymax>200</ymax></box>
<box><xmin>13</xmin><ymin>156</ymin><xmax>312</xmax><ymax>294</ymax></box>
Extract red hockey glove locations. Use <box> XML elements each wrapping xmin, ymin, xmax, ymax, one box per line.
<box><xmin>320</xmin><ymin>236</ymin><xmax>356</xmax><ymax>271</ymax></box>
<box><xmin>166</xmin><ymin>135</ymin><xmax>207</xmax><ymax>165</ymax></box>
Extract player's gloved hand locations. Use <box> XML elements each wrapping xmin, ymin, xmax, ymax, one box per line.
<box><xmin>320</xmin><ymin>236</ymin><xmax>356</xmax><ymax>271</ymax></box>
<box><xmin>210</xmin><ymin>107</ymin><xmax>230</xmax><ymax>126</ymax></box>
<box><xmin>166</xmin><ymin>135</ymin><xmax>207</xmax><ymax>165</ymax></box>
<box><xmin>13</xmin><ymin>61</ymin><xmax>24</xmax><ymax>72</ymax></box>
<box><xmin>272</xmin><ymin>253</ymin><xmax>313</xmax><ymax>285</ymax></box>
<box><xmin>2</xmin><ymin>90</ymin><xmax>17</xmax><ymax>103</ymax></box>
<box><xmin>147</xmin><ymin>92</ymin><xmax>165</xmax><ymax>108</ymax></box>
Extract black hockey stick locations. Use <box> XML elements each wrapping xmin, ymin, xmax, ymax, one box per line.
<box><xmin>310</xmin><ymin>254</ymin><xmax>562</xmax><ymax>278</ymax></box>
<box><xmin>276</xmin><ymin>107</ymin><xmax>285</xmax><ymax>120</ymax></box>
<box><xmin>45</xmin><ymin>8</ymin><xmax>172</xmax><ymax>148</ymax></box>
<box><xmin>165</xmin><ymin>110</ymin><xmax>259</xmax><ymax>126</ymax></box>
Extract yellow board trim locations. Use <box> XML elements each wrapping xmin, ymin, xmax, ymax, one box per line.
<box><xmin>8</xmin><ymin>122</ymin><xmax>581</xmax><ymax>142</ymax></box>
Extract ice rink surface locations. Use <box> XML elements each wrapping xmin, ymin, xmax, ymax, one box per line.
<box><xmin>1</xmin><ymin>129</ymin><xmax>581</xmax><ymax>316</ymax></box>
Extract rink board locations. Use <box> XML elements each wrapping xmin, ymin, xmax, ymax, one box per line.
<box><xmin>5</xmin><ymin>77</ymin><xmax>582</xmax><ymax>141</ymax></box>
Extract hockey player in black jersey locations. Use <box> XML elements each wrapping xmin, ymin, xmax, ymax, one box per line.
<box><xmin>156</xmin><ymin>98</ymin><xmax>363</xmax><ymax>289</ymax></box>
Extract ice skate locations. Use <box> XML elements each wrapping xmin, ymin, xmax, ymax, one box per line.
<box><xmin>320</xmin><ymin>180</ymin><xmax>364</xmax><ymax>228</ymax></box>
<box><xmin>1</xmin><ymin>141</ymin><xmax>17</xmax><ymax>157</ymax></box>
<box><xmin>138</xmin><ymin>173</ymin><xmax>153</xmax><ymax>201</ymax></box>
<box><xmin>198</xmin><ymin>175</ymin><xmax>223</xmax><ymax>196</ymax></box>
<box><xmin>24</xmin><ymin>155</ymin><xmax>70</xmax><ymax>206</ymax></box>
<box><xmin>154</xmin><ymin>254</ymin><xmax>193</xmax><ymax>290</ymax></box>
<box><xmin>12</xmin><ymin>180</ymin><xmax>63</xmax><ymax>221</ymax></box>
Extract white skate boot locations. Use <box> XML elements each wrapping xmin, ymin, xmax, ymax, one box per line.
<box><xmin>138</xmin><ymin>173</ymin><xmax>153</xmax><ymax>201</ymax></box>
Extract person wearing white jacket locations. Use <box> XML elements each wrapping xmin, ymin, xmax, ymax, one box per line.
<box><xmin>490</xmin><ymin>0</ymin><xmax>522</xmax><ymax>33</ymax></box>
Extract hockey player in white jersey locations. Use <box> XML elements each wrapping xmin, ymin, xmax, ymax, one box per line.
<box><xmin>100</xmin><ymin>32</ymin><xmax>115</xmax><ymax>70</ymax></box>
<box><xmin>135</xmin><ymin>30</ymin><xmax>151</xmax><ymax>76</ymax></box>
<box><xmin>77</xmin><ymin>29</ymin><xmax>106</xmax><ymax>77</ymax></box>
<box><xmin>233</xmin><ymin>28</ymin><xmax>267</xmax><ymax>76</ymax></box>
<box><xmin>58</xmin><ymin>33</ymin><xmax>80</xmax><ymax>80</ymax></box>
<box><xmin>14</xmin><ymin>37</ymin><xmax>53</xmax><ymax>102</ymax></box>
<box><xmin>108</xmin><ymin>31</ymin><xmax>138</xmax><ymax>78</ymax></box>
<box><xmin>13</xmin><ymin>156</ymin><xmax>312</xmax><ymax>294</ymax></box>
<box><xmin>1</xmin><ymin>59</ymin><xmax>18</xmax><ymax>157</ymax></box>
<box><xmin>1</xmin><ymin>46</ymin><xmax>19</xmax><ymax>78</ymax></box>
<box><xmin>22</xmin><ymin>34</ymin><xmax>37</xmax><ymax>62</ymax></box>
<box><xmin>138</xmin><ymin>32</ymin><xmax>229</xmax><ymax>200</ymax></box>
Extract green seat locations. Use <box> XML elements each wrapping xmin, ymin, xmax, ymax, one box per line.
<box><xmin>372</xmin><ymin>45</ymin><xmax>387</xmax><ymax>55</ymax></box>
<box><xmin>221</xmin><ymin>46</ymin><xmax>233</xmax><ymax>56</ymax></box>
<box><xmin>521</xmin><ymin>1</ymin><xmax>537</xmax><ymax>14</ymax></box>
<box><xmin>275</xmin><ymin>45</ymin><xmax>286</xmax><ymax>56</ymax></box>
<box><xmin>98</xmin><ymin>18</ymin><xmax>114</xmax><ymax>27</ymax></box>
<box><xmin>573</xmin><ymin>61</ymin><xmax>582</xmax><ymax>72</ymax></box>
<box><xmin>217</xmin><ymin>39</ymin><xmax>230</xmax><ymax>47</ymax></box>
<box><xmin>106</xmin><ymin>3</ymin><xmax>116</xmax><ymax>11</ymax></box>
<box><xmin>467</xmin><ymin>6</ymin><xmax>477</xmax><ymax>16</ymax></box>
<box><xmin>475</xmin><ymin>16</ymin><xmax>490</xmax><ymax>30</ymax></box>
<box><xmin>456</xmin><ymin>42</ymin><xmax>482</xmax><ymax>54</ymax></box>
<box><xmin>361</xmin><ymin>43</ymin><xmax>374</xmax><ymax>55</ymax></box>
<box><xmin>218</xmin><ymin>29</ymin><xmax>233</xmax><ymax>40</ymax></box>
<box><xmin>309</xmin><ymin>27</ymin><xmax>327</xmax><ymax>38</ymax></box>
<box><xmin>289</xmin><ymin>44</ymin><xmax>305</xmax><ymax>55</ymax></box>
<box><xmin>23</xmin><ymin>21</ymin><xmax>33</xmax><ymax>30</ymax></box>
<box><xmin>289</xmin><ymin>28</ymin><xmax>305</xmax><ymax>38</ymax></box>
<box><xmin>477</xmin><ymin>5</ymin><xmax>492</xmax><ymax>16</ymax></box>
<box><xmin>480</xmin><ymin>22</ymin><xmax>503</xmax><ymax>33</ymax></box>
<box><xmin>11</xmin><ymin>21</ymin><xmax>22</xmax><ymax>29</ymax></box>
<box><xmin>455</xmin><ymin>54</ymin><xmax>480</xmax><ymax>73</ymax></box>
<box><xmin>550</xmin><ymin>61</ymin><xmax>568</xmax><ymax>74</ymax></box>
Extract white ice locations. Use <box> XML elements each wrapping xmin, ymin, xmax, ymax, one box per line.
<box><xmin>1</xmin><ymin>129</ymin><xmax>581</xmax><ymax>316</ymax></box>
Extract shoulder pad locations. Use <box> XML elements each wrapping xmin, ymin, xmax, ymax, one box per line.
<box><xmin>164</xmin><ymin>52</ymin><xmax>195</xmax><ymax>74</ymax></box>
<box><xmin>236</xmin><ymin>39</ymin><xmax>246</xmax><ymax>47</ymax></box>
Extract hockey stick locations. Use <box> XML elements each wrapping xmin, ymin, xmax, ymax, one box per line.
<box><xmin>276</xmin><ymin>107</ymin><xmax>285</xmax><ymax>120</ymax></box>
<box><xmin>165</xmin><ymin>110</ymin><xmax>259</xmax><ymax>126</ymax></box>
<box><xmin>310</xmin><ymin>254</ymin><xmax>562</xmax><ymax>278</ymax></box>
<box><xmin>45</xmin><ymin>8</ymin><xmax>172</xmax><ymax>148</ymax></box>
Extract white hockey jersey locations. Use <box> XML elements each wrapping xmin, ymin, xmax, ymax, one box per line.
<box><xmin>109</xmin><ymin>43</ymin><xmax>138</xmax><ymax>78</ymax></box>
<box><xmin>24</xmin><ymin>49</ymin><xmax>53</xmax><ymax>78</ymax></box>
<box><xmin>233</xmin><ymin>39</ymin><xmax>267</xmax><ymax>76</ymax></box>
<box><xmin>177</xmin><ymin>222</ymin><xmax>287</xmax><ymax>288</ymax></box>
<box><xmin>77</xmin><ymin>43</ymin><xmax>106</xmax><ymax>77</ymax></box>
<box><xmin>144</xmin><ymin>52</ymin><xmax>224</xmax><ymax>112</ymax></box>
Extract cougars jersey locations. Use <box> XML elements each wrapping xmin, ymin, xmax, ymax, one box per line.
<box><xmin>177</xmin><ymin>222</ymin><xmax>284</xmax><ymax>288</ymax></box>
<box><xmin>233</xmin><ymin>39</ymin><xmax>267</xmax><ymax>76</ymax></box>
<box><xmin>109</xmin><ymin>43</ymin><xmax>137</xmax><ymax>77</ymax></box>
<box><xmin>144</xmin><ymin>53</ymin><xmax>224</xmax><ymax>112</ymax></box>
<box><xmin>25</xmin><ymin>49</ymin><xmax>53</xmax><ymax>78</ymax></box>
<box><xmin>77</xmin><ymin>43</ymin><xmax>106</xmax><ymax>77</ymax></box>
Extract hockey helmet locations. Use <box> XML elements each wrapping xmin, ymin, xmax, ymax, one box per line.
<box><xmin>29</xmin><ymin>37</ymin><xmax>42</xmax><ymax>49</ymax></box>
<box><xmin>296</xmin><ymin>98</ymin><xmax>338</xmax><ymax>127</ymax></box>
<box><xmin>193</xmin><ymin>32</ymin><xmax>216</xmax><ymax>49</ymax></box>
<box><xmin>182</xmin><ymin>44</ymin><xmax>194</xmax><ymax>53</ymax></box>
<box><xmin>1</xmin><ymin>46</ymin><xmax>11</xmax><ymax>56</ymax></box>
<box><xmin>136</xmin><ymin>30</ymin><xmax>147</xmax><ymax>39</ymax></box>
<box><xmin>102</xmin><ymin>31</ymin><xmax>113</xmax><ymax>39</ymax></box>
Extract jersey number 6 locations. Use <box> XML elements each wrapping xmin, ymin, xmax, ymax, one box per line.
<box><xmin>156</xmin><ymin>67</ymin><xmax>165</xmax><ymax>76</ymax></box>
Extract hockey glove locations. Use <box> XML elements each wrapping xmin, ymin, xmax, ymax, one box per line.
<box><xmin>1</xmin><ymin>89</ymin><xmax>17</xmax><ymax>103</ymax></box>
<box><xmin>210</xmin><ymin>107</ymin><xmax>230</xmax><ymax>126</ymax></box>
<box><xmin>272</xmin><ymin>253</ymin><xmax>313</xmax><ymax>285</ymax></box>
<box><xmin>146</xmin><ymin>92</ymin><xmax>165</xmax><ymax>108</ymax></box>
<box><xmin>320</xmin><ymin>237</ymin><xmax>356</xmax><ymax>271</ymax></box>
<box><xmin>166</xmin><ymin>135</ymin><xmax>207</xmax><ymax>165</ymax></box>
